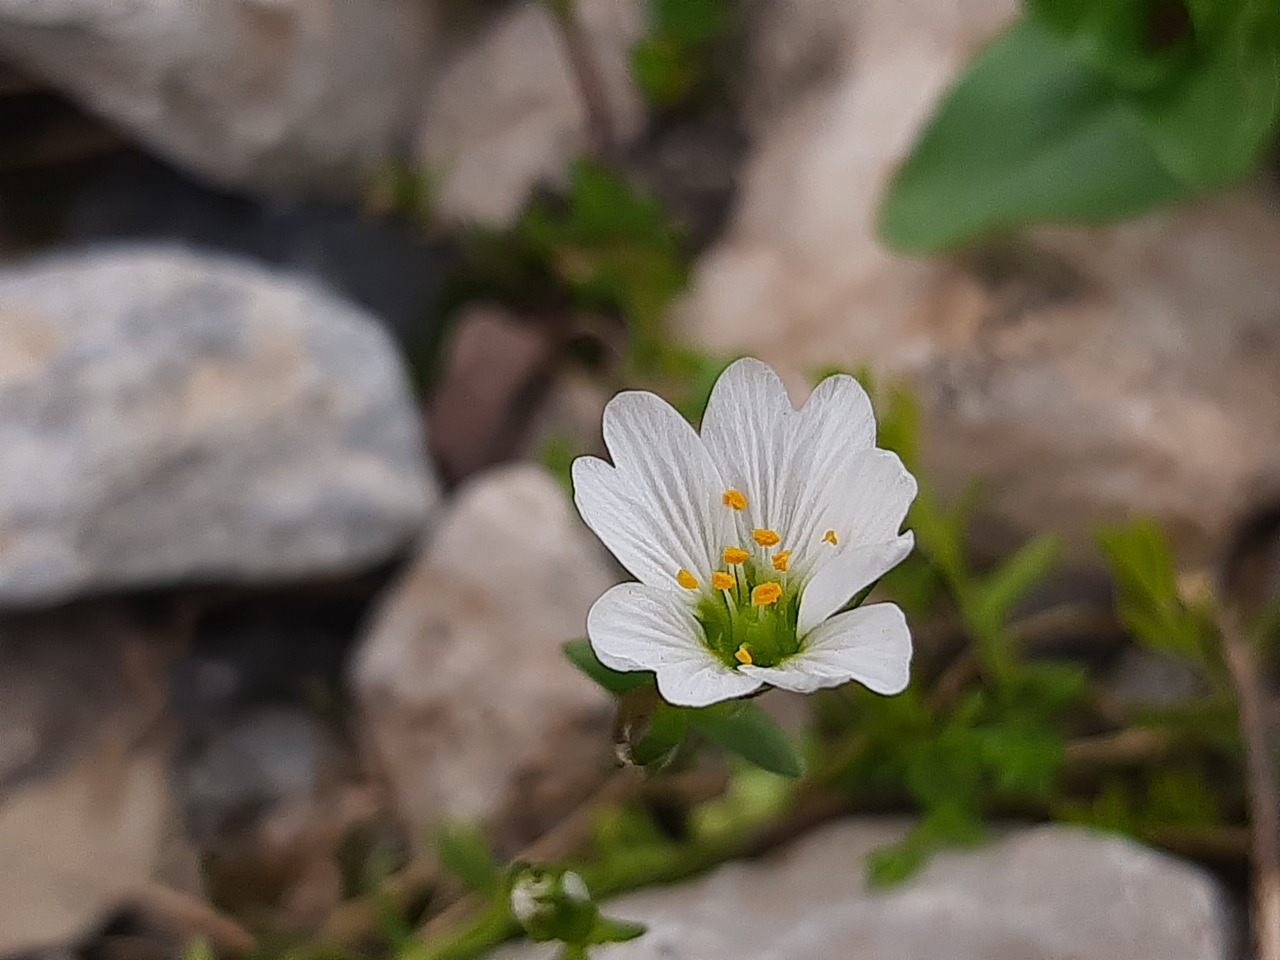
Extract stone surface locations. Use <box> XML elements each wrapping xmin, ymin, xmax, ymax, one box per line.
<box><xmin>427</xmin><ymin>304</ymin><xmax>558</xmax><ymax>484</ymax></box>
<box><xmin>678</xmin><ymin>0</ymin><xmax>1280</xmax><ymax>557</ymax></box>
<box><xmin>493</xmin><ymin>819</ymin><xmax>1235</xmax><ymax>960</ymax></box>
<box><xmin>351</xmin><ymin>463</ymin><xmax>619</xmax><ymax>854</ymax></box>
<box><xmin>0</xmin><ymin>606</ymin><xmax>172</xmax><ymax>956</ymax></box>
<box><xmin>0</xmin><ymin>0</ymin><xmax>434</xmax><ymax>199</ymax></box>
<box><xmin>0</xmin><ymin>245</ymin><xmax>437</xmax><ymax>607</ymax></box>
<box><xmin>416</xmin><ymin>0</ymin><xmax>645</xmax><ymax>227</ymax></box>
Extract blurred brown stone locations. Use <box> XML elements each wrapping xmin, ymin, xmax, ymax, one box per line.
<box><xmin>428</xmin><ymin>305</ymin><xmax>559</xmax><ymax>485</ymax></box>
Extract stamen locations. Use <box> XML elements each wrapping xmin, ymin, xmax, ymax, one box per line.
<box><xmin>772</xmin><ymin>550</ymin><xmax>792</xmax><ymax>572</ymax></box>
<box><xmin>734</xmin><ymin>644</ymin><xmax>754</xmax><ymax>665</ymax></box>
<box><xmin>753</xmin><ymin>528</ymin><xmax>781</xmax><ymax>547</ymax></box>
<box><xmin>722</xmin><ymin>546</ymin><xmax>750</xmax><ymax>565</ymax></box>
<box><xmin>722</xmin><ymin>489</ymin><xmax>748</xmax><ymax>510</ymax></box>
<box><xmin>711</xmin><ymin>571</ymin><xmax>735</xmax><ymax>591</ymax></box>
<box><xmin>751</xmin><ymin>582</ymin><xmax>783</xmax><ymax>606</ymax></box>
<box><xmin>822</xmin><ymin>529</ymin><xmax>839</xmax><ymax>546</ymax></box>
<box><xmin>676</xmin><ymin>569</ymin><xmax>699</xmax><ymax>590</ymax></box>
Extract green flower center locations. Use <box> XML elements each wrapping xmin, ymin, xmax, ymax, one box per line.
<box><xmin>695</xmin><ymin>558</ymin><xmax>802</xmax><ymax>668</ymax></box>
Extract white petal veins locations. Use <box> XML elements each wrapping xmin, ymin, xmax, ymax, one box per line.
<box><xmin>797</xmin><ymin>533</ymin><xmax>915</xmax><ymax>637</ymax></box>
<box><xmin>587</xmin><ymin>583</ymin><xmax>763</xmax><ymax>705</ymax></box>
<box><xmin>575</xmin><ymin>390</ymin><xmax>731</xmax><ymax>588</ymax></box>
<box><xmin>739</xmin><ymin>603</ymin><xmax>912</xmax><ymax>695</ymax></box>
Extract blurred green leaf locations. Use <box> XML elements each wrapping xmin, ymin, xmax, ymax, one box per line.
<box><xmin>686</xmin><ymin>701</ymin><xmax>806</xmax><ymax>778</ymax></box>
<box><xmin>587</xmin><ymin>916</ymin><xmax>648</xmax><ymax>944</ymax></box>
<box><xmin>564</xmin><ymin>638</ymin><xmax>655</xmax><ymax>694</ymax></box>
<box><xmin>437</xmin><ymin>824</ymin><xmax>501</xmax><ymax>895</ymax></box>
<box><xmin>1098</xmin><ymin>518</ymin><xmax>1208</xmax><ymax>660</ymax></box>
<box><xmin>879</xmin><ymin>16</ymin><xmax>1186</xmax><ymax>252</ymax></box>
<box><xmin>970</xmin><ymin>533</ymin><xmax>1062</xmax><ymax>641</ymax></box>
<box><xmin>632</xmin><ymin>702</ymin><xmax>689</xmax><ymax>766</ymax></box>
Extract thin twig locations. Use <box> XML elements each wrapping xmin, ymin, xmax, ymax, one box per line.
<box><xmin>1219</xmin><ymin>608</ymin><xmax>1280</xmax><ymax>960</ymax></box>
<box><xmin>544</xmin><ymin>0</ymin><xmax>618</xmax><ymax>161</ymax></box>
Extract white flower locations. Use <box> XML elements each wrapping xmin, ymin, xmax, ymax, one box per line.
<box><xmin>572</xmin><ymin>357</ymin><xmax>918</xmax><ymax>707</ymax></box>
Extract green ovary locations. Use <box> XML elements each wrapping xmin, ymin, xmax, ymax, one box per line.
<box><xmin>695</xmin><ymin>563</ymin><xmax>802</xmax><ymax>668</ymax></box>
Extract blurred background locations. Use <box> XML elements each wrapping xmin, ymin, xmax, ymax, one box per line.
<box><xmin>1</xmin><ymin>0</ymin><xmax>1278</xmax><ymax>958</ymax></box>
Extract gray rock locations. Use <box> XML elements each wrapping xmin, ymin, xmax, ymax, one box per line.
<box><xmin>0</xmin><ymin>246</ymin><xmax>437</xmax><ymax>607</ymax></box>
<box><xmin>0</xmin><ymin>606</ymin><xmax>172</xmax><ymax>955</ymax></box>
<box><xmin>0</xmin><ymin>0</ymin><xmax>435</xmax><ymax>199</ymax></box>
<box><xmin>678</xmin><ymin>0</ymin><xmax>1280</xmax><ymax>558</ymax></box>
<box><xmin>415</xmin><ymin>0</ymin><xmax>645</xmax><ymax>227</ymax></box>
<box><xmin>351</xmin><ymin>463</ymin><xmax>618</xmax><ymax>854</ymax></box>
<box><xmin>493</xmin><ymin>819</ymin><xmax>1235</xmax><ymax>960</ymax></box>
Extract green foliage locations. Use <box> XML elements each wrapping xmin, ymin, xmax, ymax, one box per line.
<box><xmin>686</xmin><ymin>701</ymin><xmax>807</xmax><ymax>778</ymax></box>
<box><xmin>564</xmin><ymin>637</ymin><xmax>655</xmax><ymax>694</ymax></box>
<box><xmin>879</xmin><ymin>0</ymin><xmax>1280</xmax><ymax>252</ymax></box>
<box><xmin>438</xmin><ymin>825</ymin><xmax>502</xmax><ymax>896</ymax></box>
<box><xmin>564</xmin><ymin>638</ymin><xmax>806</xmax><ymax>777</ymax></box>
<box><xmin>630</xmin><ymin>0</ymin><xmax>732</xmax><ymax>108</ymax></box>
<box><xmin>445</xmin><ymin>160</ymin><xmax>689</xmax><ymax>374</ymax></box>
<box><xmin>1098</xmin><ymin>518</ymin><xmax>1212</xmax><ymax>662</ymax></box>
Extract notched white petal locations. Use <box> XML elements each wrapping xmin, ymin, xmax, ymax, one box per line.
<box><xmin>574</xmin><ymin>389</ymin><xmax>730</xmax><ymax>587</ymax></box>
<box><xmin>699</xmin><ymin>358</ymin><xmax>792</xmax><ymax>532</ymax></box>
<box><xmin>797</xmin><ymin>533</ymin><xmax>914</xmax><ymax>637</ymax></box>
<box><xmin>587</xmin><ymin>583</ymin><xmax>761</xmax><ymax>705</ymax></box>
<box><xmin>741</xmin><ymin>602</ymin><xmax>912</xmax><ymax>695</ymax></box>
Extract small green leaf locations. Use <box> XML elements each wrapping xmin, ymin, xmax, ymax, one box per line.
<box><xmin>437</xmin><ymin>824</ymin><xmax>501</xmax><ymax>895</ymax></box>
<box><xmin>631</xmin><ymin>702</ymin><xmax>689</xmax><ymax>767</ymax></box>
<box><xmin>879</xmin><ymin>16</ymin><xmax>1185</xmax><ymax>252</ymax></box>
<box><xmin>970</xmin><ymin>533</ymin><xmax>1062</xmax><ymax>639</ymax></box>
<box><xmin>587</xmin><ymin>916</ymin><xmax>648</xmax><ymax>944</ymax></box>
<box><xmin>564</xmin><ymin>638</ymin><xmax>654</xmax><ymax>694</ymax></box>
<box><xmin>686</xmin><ymin>701</ymin><xmax>806</xmax><ymax>778</ymax></box>
<box><xmin>1097</xmin><ymin>519</ymin><xmax>1207</xmax><ymax>660</ymax></box>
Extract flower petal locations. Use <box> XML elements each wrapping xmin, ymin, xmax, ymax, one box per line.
<box><xmin>823</xmin><ymin>449</ymin><xmax>918</xmax><ymax>546</ymax></box>
<box><xmin>573</xmin><ymin>390</ymin><xmax>731</xmax><ymax>588</ymax></box>
<box><xmin>781</xmin><ymin>372</ymin><xmax>878</xmax><ymax>570</ymax></box>
<box><xmin>797</xmin><ymin>533</ymin><xmax>914</xmax><ymax>637</ymax></box>
<box><xmin>740</xmin><ymin>602</ymin><xmax>912</xmax><ymax>695</ymax></box>
<box><xmin>699</xmin><ymin>358</ymin><xmax>792</xmax><ymax>533</ymax></box>
<box><xmin>587</xmin><ymin>583</ymin><xmax>763</xmax><ymax>706</ymax></box>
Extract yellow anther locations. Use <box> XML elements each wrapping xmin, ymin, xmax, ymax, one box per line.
<box><xmin>822</xmin><ymin>529</ymin><xmax>839</xmax><ymax>546</ymax></box>
<box><xmin>723</xmin><ymin>489</ymin><xmax>748</xmax><ymax>510</ymax></box>
<box><xmin>752</xmin><ymin>582</ymin><xmax>783</xmax><ymax>607</ymax></box>
<box><xmin>772</xmin><ymin>550</ymin><xmax>792</xmax><ymax>572</ymax></box>
<box><xmin>753</xmin><ymin>528</ymin><xmax>781</xmax><ymax>547</ymax></box>
<box><xmin>722</xmin><ymin>546</ymin><xmax>750</xmax><ymax>565</ymax></box>
<box><xmin>676</xmin><ymin>569</ymin><xmax>699</xmax><ymax>590</ymax></box>
<box><xmin>712</xmin><ymin>571</ymin><xmax>735</xmax><ymax>591</ymax></box>
<box><xmin>734</xmin><ymin>644</ymin><xmax>754</xmax><ymax>665</ymax></box>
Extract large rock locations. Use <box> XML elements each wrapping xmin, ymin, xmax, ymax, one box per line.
<box><xmin>0</xmin><ymin>246</ymin><xmax>437</xmax><ymax>607</ymax></box>
<box><xmin>494</xmin><ymin>819</ymin><xmax>1235</xmax><ymax>960</ymax></box>
<box><xmin>0</xmin><ymin>606</ymin><xmax>172</xmax><ymax>955</ymax></box>
<box><xmin>678</xmin><ymin>0</ymin><xmax>1280</xmax><ymax>556</ymax></box>
<box><xmin>0</xmin><ymin>0</ymin><xmax>434</xmax><ymax>198</ymax></box>
<box><xmin>416</xmin><ymin>0</ymin><xmax>645</xmax><ymax>227</ymax></box>
<box><xmin>351</xmin><ymin>463</ymin><xmax>618</xmax><ymax>854</ymax></box>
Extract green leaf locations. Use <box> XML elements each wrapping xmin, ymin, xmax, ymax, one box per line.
<box><xmin>970</xmin><ymin>533</ymin><xmax>1062</xmax><ymax>640</ymax></box>
<box><xmin>631</xmin><ymin>702</ymin><xmax>689</xmax><ymax>767</ymax></box>
<box><xmin>879</xmin><ymin>16</ymin><xmax>1185</xmax><ymax>253</ymax></box>
<box><xmin>686</xmin><ymin>701</ymin><xmax>806</xmax><ymax>778</ymax></box>
<box><xmin>563</xmin><ymin>638</ymin><xmax>655</xmax><ymax>694</ymax></box>
<box><xmin>1131</xmin><ymin>0</ymin><xmax>1280</xmax><ymax>190</ymax></box>
<box><xmin>587</xmin><ymin>916</ymin><xmax>648</xmax><ymax>944</ymax></box>
<box><xmin>1097</xmin><ymin>519</ymin><xmax>1207</xmax><ymax>660</ymax></box>
<box><xmin>437</xmin><ymin>824</ymin><xmax>501</xmax><ymax>895</ymax></box>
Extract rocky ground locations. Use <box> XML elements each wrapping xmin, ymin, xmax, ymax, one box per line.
<box><xmin>1</xmin><ymin>0</ymin><xmax>1278</xmax><ymax>958</ymax></box>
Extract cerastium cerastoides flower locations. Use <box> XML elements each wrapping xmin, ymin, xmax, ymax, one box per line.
<box><xmin>573</xmin><ymin>358</ymin><xmax>918</xmax><ymax>707</ymax></box>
